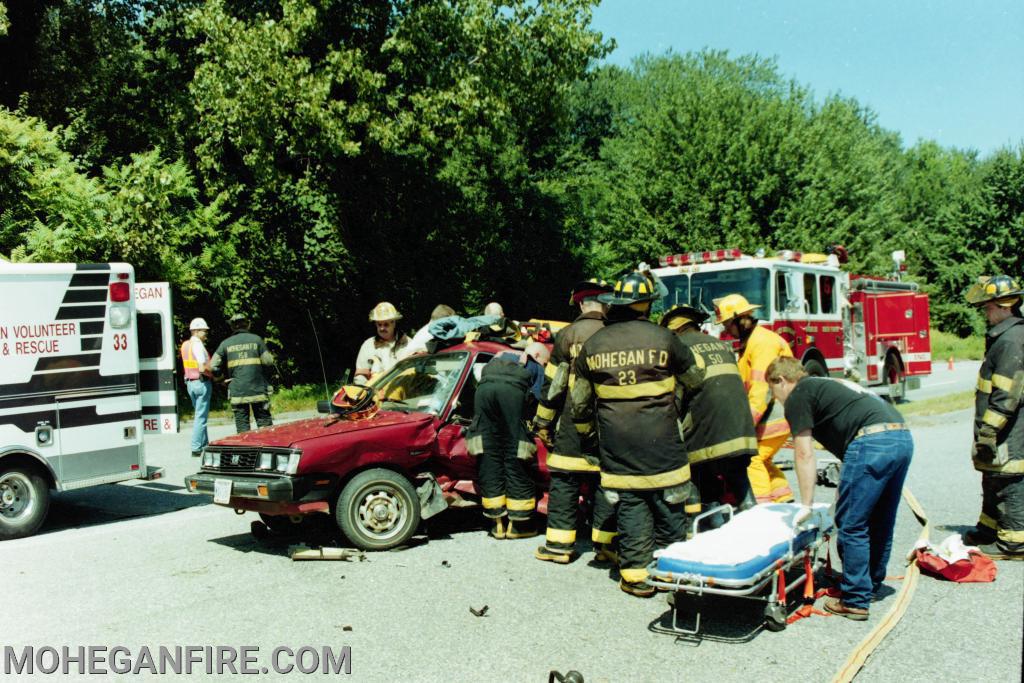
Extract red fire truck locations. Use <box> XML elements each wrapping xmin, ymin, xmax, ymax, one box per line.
<box><xmin>650</xmin><ymin>248</ymin><xmax>932</xmax><ymax>400</ymax></box>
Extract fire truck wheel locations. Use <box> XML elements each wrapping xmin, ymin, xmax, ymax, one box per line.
<box><xmin>883</xmin><ymin>354</ymin><xmax>906</xmax><ymax>403</ymax></box>
<box><xmin>802</xmin><ymin>358</ymin><xmax>828</xmax><ymax>378</ymax></box>
<box><xmin>335</xmin><ymin>469</ymin><xmax>421</xmax><ymax>551</ymax></box>
<box><xmin>0</xmin><ymin>462</ymin><xmax>50</xmax><ymax>540</ymax></box>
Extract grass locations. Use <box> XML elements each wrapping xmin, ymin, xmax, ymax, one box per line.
<box><xmin>930</xmin><ymin>328</ymin><xmax>985</xmax><ymax>361</ymax></box>
<box><xmin>180</xmin><ymin>382</ymin><xmax>329</xmax><ymax>421</ymax></box>
<box><xmin>896</xmin><ymin>390</ymin><xmax>974</xmax><ymax>418</ymax></box>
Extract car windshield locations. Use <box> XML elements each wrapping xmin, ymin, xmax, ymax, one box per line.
<box><xmin>658</xmin><ymin>268</ymin><xmax>771</xmax><ymax>321</ymax></box>
<box><xmin>371</xmin><ymin>351</ymin><xmax>470</xmax><ymax>416</ymax></box>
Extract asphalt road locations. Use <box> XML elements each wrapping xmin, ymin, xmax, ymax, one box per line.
<box><xmin>3</xmin><ymin>383</ymin><xmax>1021</xmax><ymax>682</ymax></box>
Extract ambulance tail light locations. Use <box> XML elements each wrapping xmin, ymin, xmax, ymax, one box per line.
<box><xmin>109</xmin><ymin>281</ymin><xmax>130</xmax><ymax>302</ymax></box>
<box><xmin>658</xmin><ymin>248</ymin><xmax>742</xmax><ymax>267</ymax></box>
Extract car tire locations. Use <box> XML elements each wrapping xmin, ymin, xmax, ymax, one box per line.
<box><xmin>0</xmin><ymin>462</ymin><xmax>51</xmax><ymax>540</ymax></box>
<box><xmin>802</xmin><ymin>357</ymin><xmax>828</xmax><ymax>378</ymax></box>
<box><xmin>335</xmin><ymin>468</ymin><xmax>420</xmax><ymax>551</ymax></box>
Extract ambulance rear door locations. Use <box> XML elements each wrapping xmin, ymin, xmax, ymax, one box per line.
<box><xmin>135</xmin><ymin>282</ymin><xmax>178</xmax><ymax>434</ymax></box>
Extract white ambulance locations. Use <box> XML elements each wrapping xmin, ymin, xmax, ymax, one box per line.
<box><xmin>0</xmin><ymin>260</ymin><xmax>177</xmax><ymax>539</ymax></box>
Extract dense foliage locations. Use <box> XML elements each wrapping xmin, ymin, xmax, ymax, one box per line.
<box><xmin>1</xmin><ymin>1</ymin><xmax>1021</xmax><ymax>383</ymax></box>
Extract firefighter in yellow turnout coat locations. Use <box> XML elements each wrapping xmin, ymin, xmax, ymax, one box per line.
<box><xmin>715</xmin><ymin>294</ymin><xmax>795</xmax><ymax>503</ymax></box>
<box><xmin>571</xmin><ymin>272</ymin><xmax>702</xmax><ymax>597</ymax></box>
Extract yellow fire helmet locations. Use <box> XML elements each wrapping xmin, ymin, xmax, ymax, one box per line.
<box><xmin>713</xmin><ymin>293</ymin><xmax>760</xmax><ymax>324</ymax></box>
<box><xmin>660</xmin><ymin>305</ymin><xmax>709</xmax><ymax>332</ymax></box>
<box><xmin>369</xmin><ymin>301</ymin><xmax>403</xmax><ymax>322</ymax></box>
<box><xmin>964</xmin><ymin>275</ymin><xmax>1023</xmax><ymax>307</ymax></box>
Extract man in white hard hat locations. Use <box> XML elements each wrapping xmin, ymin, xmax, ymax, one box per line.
<box><xmin>181</xmin><ymin>317</ymin><xmax>213</xmax><ymax>456</ymax></box>
<box><xmin>354</xmin><ymin>302</ymin><xmax>411</xmax><ymax>386</ymax></box>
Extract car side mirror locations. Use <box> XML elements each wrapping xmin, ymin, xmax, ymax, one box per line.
<box><xmin>317</xmin><ymin>400</ymin><xmax>330</xmax><ymax>414</ymax></box>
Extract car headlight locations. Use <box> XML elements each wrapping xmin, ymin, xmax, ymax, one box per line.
<box><xmin>258</xmin><ymin>452</ymin><xmax>274</xmax><ymax>470</ymax></box>
<box><xmin>202</xmin><ymin>452</ymin><xmax>215</xmax><ymax>467</ymax></box>
<box><xmin>283</xmin><ymin>452</ymin><xmax>301</xmax><ymax>475</ymax></box>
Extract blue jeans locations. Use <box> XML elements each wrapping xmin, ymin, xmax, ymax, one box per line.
<box><xmin>835</xmin><ymin>429</ymin><xmax>913</xmax><ymax>609</ymax></box>
<box><xmin>187</xmin><ymin>378</ymin><xmax>212</xmax><ymax>453</ymax></box>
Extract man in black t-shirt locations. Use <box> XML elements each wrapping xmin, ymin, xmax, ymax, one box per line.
<box><xmin>767</xmin><ymin>357</ymin><xmax>913</xmax><ymax>621</ymax></box>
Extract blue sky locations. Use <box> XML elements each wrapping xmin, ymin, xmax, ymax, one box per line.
<box><xmin>589</xmin><ymin>0</ymin><xmax>1024</xmax><ymax>156</ymax></box>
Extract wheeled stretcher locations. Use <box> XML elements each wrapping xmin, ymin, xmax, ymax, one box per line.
<box><xmin>646</xmin><ymin>503</ymin><xmax>834</xmax><ymax>635</ymax></box>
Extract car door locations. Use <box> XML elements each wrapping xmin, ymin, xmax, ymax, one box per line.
<box><xmin>433</xmin><ymin>352</ymin><xmax>492</xmax><ymax>480</ymax></box>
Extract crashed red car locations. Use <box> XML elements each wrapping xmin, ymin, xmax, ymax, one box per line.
<box><xmin>185</xmin><ymin>342</ymin><xmax>551</xmax><ymax>550</ymax></box>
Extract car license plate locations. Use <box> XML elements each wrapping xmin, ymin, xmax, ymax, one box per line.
<box><xmin>213</xmin><ymin>478</ymin><xmax>232</xmax><ymax>504</ymax></box>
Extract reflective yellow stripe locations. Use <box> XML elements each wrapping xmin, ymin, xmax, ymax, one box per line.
<box><xmin>546</xmin><ymin>453</ymin><xmax>600</xmax><ymax>472</ymax></box>
<box><xmin>544</xmin><ymin>363</ymin><xmax>558</xmax><ymax>379</ymax></box>
<box><xmin>684</xmin><ymin>503</ymin><xmax>702</xmax><ymax>514</ymax></box>
<box><xmin>992</xmin><ymin>373</ymin><xmax>1014</xmax><ymax>391</ymax></box>
<box><xmin>546</xmin><ymin>528</ymin><xmax>576</xmax><ymax>544</ymax></box>
<box><xmin>574</xmin><ymin>422</ymin><xmax>593</xmax><ymax>435</ymax></box>
<box><xmin>979</xmin><ymin>513</ymin><xmax>998</xmax><ymax>529</ymax></box>
<box><xmin>982</xmin><ymin>410</ymin><xmax>1008</xmax><ymax>429</ymax></box>
<box><xmin>620</xmin><ymin>567</ymin><xmax>649</xmax><ymax>582</ymax></box>
<box><xmin>997</xmin><ymin>528</ymin><xmax>1024</xmax><ymax>543</ymax></box>
<box><xmin>535</xmin><ymin>405</ymin><xmax>557</xmax><ymax>421</ymax></box>
<box><xmin>227</xmin><ymin>357</ymin><xmax>263</xmax><ymax>368</ymax></box>
<box><xmin>482</xmin><ymin>495</ymin><xmax>506</xmax><ymax>510</ymax></box>
<box><xmin>687</xmin><ymin>436</ymin><xmax>758</xmax><ymax>463</ymax></box>
<box><xmin>601</xmin><ymin>463</ymin><xmax>691</xmax><ymax>490</ymax></box>
<box><xmin>977</xmin><ymin>378</ymin><xmax>992</xmax><ymax>393</ymax></box>
<box><xmin>592</xmin><ymin>529</ymin><xmax>616</xmax><ymax>544</ymax></box>
<box><xmin>595</xmin><ymin>376</ymin><xmax>675</xmax><ymax>400</ymax></box>
<box><xmin>506</xmin><ymin>497</ymin><xmax>536</xmax><ymax>512</ymax></box>
<box><xmin>974</xmin><ymin>458</ymin><xmax>1024</xmax><ymax>474</ymax></box>
<box><xmin>703</xmin><ymin>363</ymin><xmax>740</xmax><ymax>379</ymax></box>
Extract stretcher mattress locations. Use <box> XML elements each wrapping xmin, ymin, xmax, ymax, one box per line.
<box><xmin>654</xmin><ymin>503</ymin><xmax>833</xmax><ymax>580</ymax></box>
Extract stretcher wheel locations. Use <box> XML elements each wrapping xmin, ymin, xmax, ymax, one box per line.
<box><xmin>764</xmin><ymin>603</ymin><xmax>787</xmax><ymax>631</ymax></box>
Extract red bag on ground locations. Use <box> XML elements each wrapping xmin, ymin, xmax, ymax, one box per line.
<box><xmin>915</xmin><ymin>549</ymin><xmax>997</xmax><ymax>582</ymax></box>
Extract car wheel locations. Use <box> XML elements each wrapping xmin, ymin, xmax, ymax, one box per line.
<box><xmin>0</xmin><ymin>463</ymin><xmax>50</xmax><ymax>540</ymax></box>
<box><xmin>335</xmin><ymin>469</ymin><xmax>420</xmax><ymax>551</ymax></box>
<box><xmin>802</xmin><ymin>357</ymin><xmax>828</xmax><ymax>378</ymax></box>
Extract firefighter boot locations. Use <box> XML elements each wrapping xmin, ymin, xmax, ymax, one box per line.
<box><xmin>619</xmin><ymin>579</ymin><xmax>655</xmax><ymax>598</ymax></box>
<box><xmin>593</xmin><ymin>543</ymin><xmax>619</xmax><ymax>566</ymax></box>
<box><xmin>535</xmin><ymin>544</ymin><xmax>575</xmax><ymax>564</ymax></box>
<box><xmin>505</xmin><ymin>518</ymin><xmax>539</xmax><ymax>540</ymax></box>
<box><xmin>488</xmin><ymin>516</ymin><xmax>507</xmax><ymax>540</ymax></box>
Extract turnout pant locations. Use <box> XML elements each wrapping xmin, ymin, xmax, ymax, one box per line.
<box><xmin>835</xmin><ymin>429</ymin><xmax>913</xmax><ymax>610</ymax></box>
<box><xmin>474</xmin><ymin>383</ymin><xmax>536</xmax><ymax>521</ymax></box>
<box><xmin>616</xmin><ymin>489</ymin><xmax>689</xmax><ymax>583</ymax></box>
<box><xmin>748</xmin><ymin>419</ymin><xmax>794</xmax><ymax>503</ymax></box>
<box><xmin>693</xmin><ymin>455</ymin><xmax>756</xmax><ymax>530</ymax></box>
<box><xmin>544</xmin><ymin>470</ymin><xmax>618</xmax><ymax>553</ymax></box>
<box><xmin>975</xmin><ymin>473</ymin><xmax>1024</xmax><ymax>553</ymax></box>
<box><xmin>233</xmin><ymin>400</ymin><xmax>273</xmax><ymax>433</ymax></box>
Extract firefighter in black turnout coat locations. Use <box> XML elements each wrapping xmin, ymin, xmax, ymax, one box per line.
<box><xmin>467</xmin><ymin>343</ymin><xmax>551</xmax><ymax>540</ymax></box>
<box><xmin>661</xmin><ymin>305</ymin><xmax>758</xmax><ymax>519</ymax></box>
<box><xmin>533</xmin><ymin>279</ymin><xmax>619</xmax><ymax>564</ymax></box>
<box><xmin>571</xmin><ymin>272</ymin><xmax>702</xmax><ymax>597</ymax></box>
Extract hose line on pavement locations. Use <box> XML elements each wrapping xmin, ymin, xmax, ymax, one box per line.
<box><xmin>831</xmin><ymin>487</ymin><xmax>930</xmax><ymax>683</ymax></box>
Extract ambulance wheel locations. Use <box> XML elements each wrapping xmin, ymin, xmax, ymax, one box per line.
<box><xmin>764</xmin><ymin>603</ymin><xmax>788</xmax><ymax>631</ymax></box>
<box><xmin>0</xmin><ymin>463</ymin><xmax>50</xmax><ymax>540</ymax></box>
<box><xmin>335</xmin><ymin>469</ymin><xmax>420</xmax><ymax>551</ymax></box>
<box><xmin>883</xmin><ymin>354</ymin><xmax>906</xmax><ymax>403</ymax></box>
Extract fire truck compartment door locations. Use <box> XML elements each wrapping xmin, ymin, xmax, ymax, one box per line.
<box><xmin>135</xmin><ymin>282</ymin><xmax>178</xmax><ymax>434</ymax></box>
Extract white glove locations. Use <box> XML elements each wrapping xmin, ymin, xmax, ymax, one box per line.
<box><xmin>793</xmin><ymin>504</ymin><xmax>813</xmax><ymax>526</ymax></box>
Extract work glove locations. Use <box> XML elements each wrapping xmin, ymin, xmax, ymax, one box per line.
<box><xmin>972</xmin><ymin>429</ymin><xmax>998</xmax><ymax>463</ymax></box>
<box><xmin>534</xmin><ymin>426</ymin><xmax>553</xmax><ymax>449</ymax></box>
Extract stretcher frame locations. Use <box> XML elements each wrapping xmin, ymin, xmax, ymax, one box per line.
<box><xmin>646</xmin><ymin>504</ymin><xmax>833</xmax><ymax>636</ymax></box>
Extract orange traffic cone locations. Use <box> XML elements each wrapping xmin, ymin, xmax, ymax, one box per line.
<box><xmin>948</xmin><ymin>356</ymin><xmax>954</xmax><ymax>371</ymax></box>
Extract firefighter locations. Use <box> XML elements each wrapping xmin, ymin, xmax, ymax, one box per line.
<box><xmin>210</xmin><ymin>313</ymin><xmax>276</xmax><ymax>433</ymax></box>
<box><xmin>715</xmin><ymin>293</ymin><xmax>795</xmax><ymax>503</ymax></box>
<box><xmin>571</xmin><ymin>272</ymin><xmax>702</xmax><ymax>597</ymax></box>
<box><xmin>467</xmin><ymin>342</ymin><xmax>550</xmax><ymax>540</ymax></box>
<box><xmin>962</xmin><ymin>275</ymin><xmax>1024</xmax><ymax>559</ymax></box>
<box><xmin>533</xmin><ymin>279</ymin><xmax>619</xmax><ymax>565</ymax></box>
<box><xmin>355</xmin><ymin>302</ymin><xmax>411</xmax><ymax>386</ymax></box>
<box><xmin>660</xmin><ymin>305</ymin><xmax>758</xmax><ymax>519</ymax></box>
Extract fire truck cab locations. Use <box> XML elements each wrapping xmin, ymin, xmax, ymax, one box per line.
<box><xmin>650</xmin><ymin>248</ymin><xmax>931</xmax><ymax>400</ymax></box>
